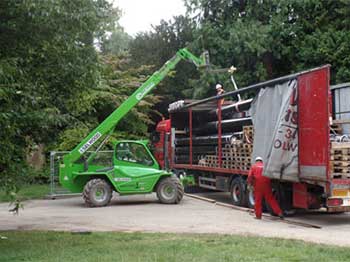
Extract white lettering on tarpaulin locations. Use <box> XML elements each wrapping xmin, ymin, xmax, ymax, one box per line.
<box><xmin>78</xmin><ymin>132</ymin><xmax>102</xmax><ymax>154</ymax></box>
<box><xmin>274</xmin><ymin>139</ymin><xmax>298</xmax><ymax>152</ymax></box>
<box><xmin>273</xmin><ymin>85</ymin><xmax>298</xmax><ymax>153</ymax></box>
<box><xmin>136</xmin><ymin>82</ymin><xmax>155</xmax><ymax>101</ymax></box>
<box><xmin>264</xmin><ymin>80</ymin><xmax>299</xmax><ymax>181</ymax></box>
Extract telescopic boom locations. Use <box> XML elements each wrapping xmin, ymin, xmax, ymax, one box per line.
<box><xmin>62</xmin><ymin>48</ymin><xmax>208</xmax><ymax>168</ymax></box>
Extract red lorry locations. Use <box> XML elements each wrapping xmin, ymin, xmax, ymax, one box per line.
<box><xmin>153</xmin><ymin>65</ymin><xmax>350</xmax><ymax>213</ymax></box>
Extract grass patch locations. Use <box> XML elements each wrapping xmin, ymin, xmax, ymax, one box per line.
<box><xmin>0</xmin><ymin>184</ymin><xmax>49</xmax><ymax>203</ymax></box>
<box><xmin>0</xmin><ymin>231</ymin><xmax>349</xmax><ymax>262</ymax></box>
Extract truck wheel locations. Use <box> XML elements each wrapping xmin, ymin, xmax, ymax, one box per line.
<box><xmin>230</xmin><ymin>177</ymin><xmax>247</xmax><ymax>206</ymax></box>
<box><xmin>156</xmin><ymin>176</ymin><xmax>184</xmax><ymax>204</ymax></box>
<box><xmin>246</xmin><ymin>187</ymin><xmax>255</xmax><ymax>209</ymax></box>
<box><xmin>83</xmin><ymin>178</ymin><xmax>112</xmax><ymax>207</ymax></box>
<box><xmin>266</xmin><ymin>184</ymin><xmax>295</xmax><ymax>216</ymax></box>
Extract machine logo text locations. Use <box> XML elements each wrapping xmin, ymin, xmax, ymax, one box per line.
<box><xmin>78</xmin><ymin>132</ymin><xmax>102</xmax><ymax>154</ymax></box>
<box><xmin>136</xmin><ymin>82</ymin><xmax>155</xmax><ymax>101</ymax></box>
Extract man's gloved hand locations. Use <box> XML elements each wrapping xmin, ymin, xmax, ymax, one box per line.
<box><xmin>247</xmin><ymin>184</ymin><xmax>253</xmax><ymax>192</ymax></box>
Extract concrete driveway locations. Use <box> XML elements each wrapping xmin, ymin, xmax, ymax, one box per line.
<box><xmin>1</xmin><ymin>193</ymin><xmax>350</xmax><ymax>246</ymax></box>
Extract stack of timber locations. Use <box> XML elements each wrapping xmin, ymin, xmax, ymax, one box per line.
<box><xmin>172</xmin><ymin>98</ymin><xmax>253</xmax><ymax>165</ymax></box>
<box><xmin>199</xmin><ymin>155</ymin><xmax>219</xmax><ymax>168</ymax></box>
<box><xmin>196</xmin><ymin>125</ymin><xmax>254</xmax><ymax>170</ymax></box>
<box><xmin>330</xmin><ymin>122</ymin><xmax>343</xmax><ymax>134</ymax></box>
<box><xmin>243</xmin><ymin>125</ymin><xmax>254</xmax><ymax>143</ymax></box>
<box><xmin>221</xmin><ymin>139</ymin><xmax>253</xmax><ymax>171</ymax></box>
<box><xmin>330</xmin><ymin>142</ymin><xmax>350</xmax><ymax>178</ymax></box>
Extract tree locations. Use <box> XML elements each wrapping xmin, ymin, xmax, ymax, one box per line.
<box><xmin>101</xmin><ymin>27</ymin><xmax>132</xmax><ymax>56</ymax></box>
<box><xmin>185</xmin><ymin>0</ymin><xmax>350</xmax><ymax>97</ymax></box>
<box><xmin>57</xmin><ymin>53</ymin><xmax>160</xmax><ymax>150</ymax></box>
<box><xmin>0</xmin><ymin>0</ymin><xmax>119</xmax><ymax>193</ymax></box>
<box><xmin>129</xmin><ymin>15</ymin><xmax>200</xmax><ymax>116</ymax></box>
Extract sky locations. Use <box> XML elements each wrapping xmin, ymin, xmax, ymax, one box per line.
<box><xmin>112</xmin><ymin>0</ymin><xmax>187</xmax><ymax>36</ymax></box>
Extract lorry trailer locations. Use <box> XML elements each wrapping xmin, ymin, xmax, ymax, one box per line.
<box><xmin>154</xmin><ymin>65</ymin><xmax>350</xmax><ymax>213</ymax></box>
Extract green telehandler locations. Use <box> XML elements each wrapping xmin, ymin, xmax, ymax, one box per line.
<box><xmin>59</xmin><ymin>48</ymin><xmax>209</xmax><ymax>207</ymax></box>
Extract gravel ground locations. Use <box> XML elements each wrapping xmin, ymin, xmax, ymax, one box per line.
<box><xmin>1</xmin><ymin>193</ymin><xmax>350</xmax><ymax>246</ymax></box>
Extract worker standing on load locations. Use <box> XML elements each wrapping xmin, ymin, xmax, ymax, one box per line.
<box><xmin>216</xmin><ymin>84</ymin><xmax>225</xmax><ymax>105</ymax></box>
<box><xmin>248</xmin><ymin>157</ymin><xmax>284</xmax><ymax>220</ymax></box>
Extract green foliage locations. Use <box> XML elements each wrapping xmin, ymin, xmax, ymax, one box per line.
<box><xmin>56</xmin><ymin>53</ymin><xmax>160</xmax><ymax>150</ymax></box>
<box><xmin>1</xmin><ymin>232</ymin><xmax>350</xmax><ymax>261</ymax></box>
<box><xmin>101</xmin><ymin>27</ymin><xmax>132</xmax><ymax>55</ymax></box>
<box><xmin>99</xmin><ymin>54</ymin><xmax>161</xmax><ymax>139</ymax></box>
<box><xmin>0</xmin><ymin>0</ymin><xmax>118</xmax><ymax>189</ymax></box>
<box><xmin>129</xmin><ymin>16</ymin><xmax>200</xmax><ymax>114</ymax></box>
<box><xmin>57</xmin><ymin>127</ymin><xmax>91</xmax><ymax>151</ymax></box>
<box><xmin>0</xmin><ymin>184</ymin><xmax>50</xmax><ymax>203</ymax></box>
<box><xmin>184</xmin><ymin>0</ymin><xmax>350</xmax><ymax>98</ymax></box>
<box><xmin>0</xmin><ymin>0</ymin><xmax>161</xmax><ymax>194</ymax></box>
<box><xmin>2</xmin><ymin>0</ymin><xmax>350</xmax><ymax>194</ymax></box>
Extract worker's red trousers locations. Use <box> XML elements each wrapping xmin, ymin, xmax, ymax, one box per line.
<box><xmin>254</xmin><ymin>182</ymin><xmax>282</xmax><ymax>219</ymax></box>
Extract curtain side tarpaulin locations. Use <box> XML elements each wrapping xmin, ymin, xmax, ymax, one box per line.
<box><xmin>250</xmin><ymin>79</ymin><xmax>299</xmax><ymax>182</ymax></box>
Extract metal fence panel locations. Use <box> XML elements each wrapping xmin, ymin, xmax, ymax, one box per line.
<box><xmin>49</xmin><ymin>150</ymin><xmax>114</xmax><ymax>198</ymax></box>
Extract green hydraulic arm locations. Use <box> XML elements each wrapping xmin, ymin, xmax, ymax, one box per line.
<box><xmin>61</xmin><ymin>48</ymin><xmax>209</xmax><ymax>175</ymax></box>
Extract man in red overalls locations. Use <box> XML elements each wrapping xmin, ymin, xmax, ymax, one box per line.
<box><xmin>248</xmin><ymin>157</ymin><xmax>284</xmax><ymax>219</ymax></box>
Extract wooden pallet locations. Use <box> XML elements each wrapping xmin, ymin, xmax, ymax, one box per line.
<box><xmin>195</xmin><ymin>132</ymin><xmax>254</xmax><ymax>170</ymax></box>
<box><xmin>332</xmin><ymin>173</ymin><xmax>350</xmax><ymax>179</ymax></box>
<box><xmin>331</xmin><ymin>161</ymin><xmax>350</xmax><ymax>167</ymax></box>
<box><xmin>331</xmin><ymin>150</ymin><xmax>350</xmax><ymax>157</ymax></box>
<box><xmin>330</xmin><ymin>155</ymin><xmax>350</xmax><ymax>161</ymax></box>
<box><xmin>330</xmin><ymin>142</ymin><xmax>350</xmax><ymax>178</ymax></box>
<box><xmin>203</xmin><ymin>155</ymin><xmax>218</xmax><ymax>167</ymax></box>
<box><xmin>332</xmin><ymin>167</ymin><xmax>350</xmax><ymax>173</ymax></box>
<box><xmin>225</xmin><ymin>140</ymin><xmax>252</xmax><ymax>169</ymax></box>
<box><xmin>198</xmin><ymin>158</ymin><xmax>207</xmax><ymax>166</ymax></box>
<box><xmin>330</xmin><ymin>123</ymin><xmax>343</xmax><ymax>134</ymax></box>
<box><xmin>243</xmin><ymin>125</ymin><xmax>254</xmax><ymax>142</ymax></box>
<box><xmin>331</xmin><ymin>142</ymin><xmax>350</xmax><ymax>149</ymax></box>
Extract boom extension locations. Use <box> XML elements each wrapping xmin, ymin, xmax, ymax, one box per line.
<box><xmin>62</xmin><ymin>48</ymin><xmax>208</xmax><ymax>169</ymax></box>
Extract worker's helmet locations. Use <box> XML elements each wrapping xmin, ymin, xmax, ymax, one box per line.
<box><xmin>216</xmin><ymin>84</ymin><xmax>223</xmax><ymax>90</ymax></box>
<box><xmin>255</xmin><ymin>156</ymin><xmax>263</xmax><ymax>162</ymax></box>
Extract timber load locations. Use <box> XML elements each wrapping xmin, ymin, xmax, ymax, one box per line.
<box><xmin>330</xmin><ymin>142</ymin><xmax>350</xmax><ymax>179</ymax></box>
<box><xmin>170</xmin><ymin>97</ymin><xmax>254</xmax><ymax>166</ymax></box>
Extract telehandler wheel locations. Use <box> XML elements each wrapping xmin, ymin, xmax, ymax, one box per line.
<box><xmin>156</xmin><ymin>176</ymin><xmax>184</xmax><ymax>204</ymax></box>
<box><xmin>83</xmin><ymin>178</ymin><xmax>112</xmax><ymax>207</ymax></box>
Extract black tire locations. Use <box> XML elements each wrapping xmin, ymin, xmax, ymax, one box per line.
<box><xmin>156</xmin><ymin>176</ymin><xmax>184</xmax><ymax>204</ymax></box>
<box><xmin>83</xmin><ymin>178</ymin><xmax>113</xmax><ymax>207</ymax></box>
<box><xmin>266</xmin><ymin>183</ymin><xmax>295</xmax><ymax>216</ymax></box>
<box><xmin>230</xmin><ymin>177</ymin><xmax>247</xmax><ymax>206</ymax></box>
<box><xmin>246</xmin><ymin>187</ymin><xmax>255</xmax><ymax>209</ymax></box>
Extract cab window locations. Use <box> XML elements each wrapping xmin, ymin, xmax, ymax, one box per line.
<box><xmin>116</xmin><ymin>142</ymin><xmax>154</xmax><ymax>166</ymax></box>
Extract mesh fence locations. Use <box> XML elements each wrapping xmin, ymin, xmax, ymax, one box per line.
<box><xmin>49</xmin><ymin>150</ymin><xmax>114</xmax><ymax>198</ymax></box>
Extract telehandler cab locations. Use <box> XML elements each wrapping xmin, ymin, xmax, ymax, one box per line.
<box><xmin>58</xmin><ymin>48</ymin><xmax>209</xmax><ymax>207</ymax></box>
